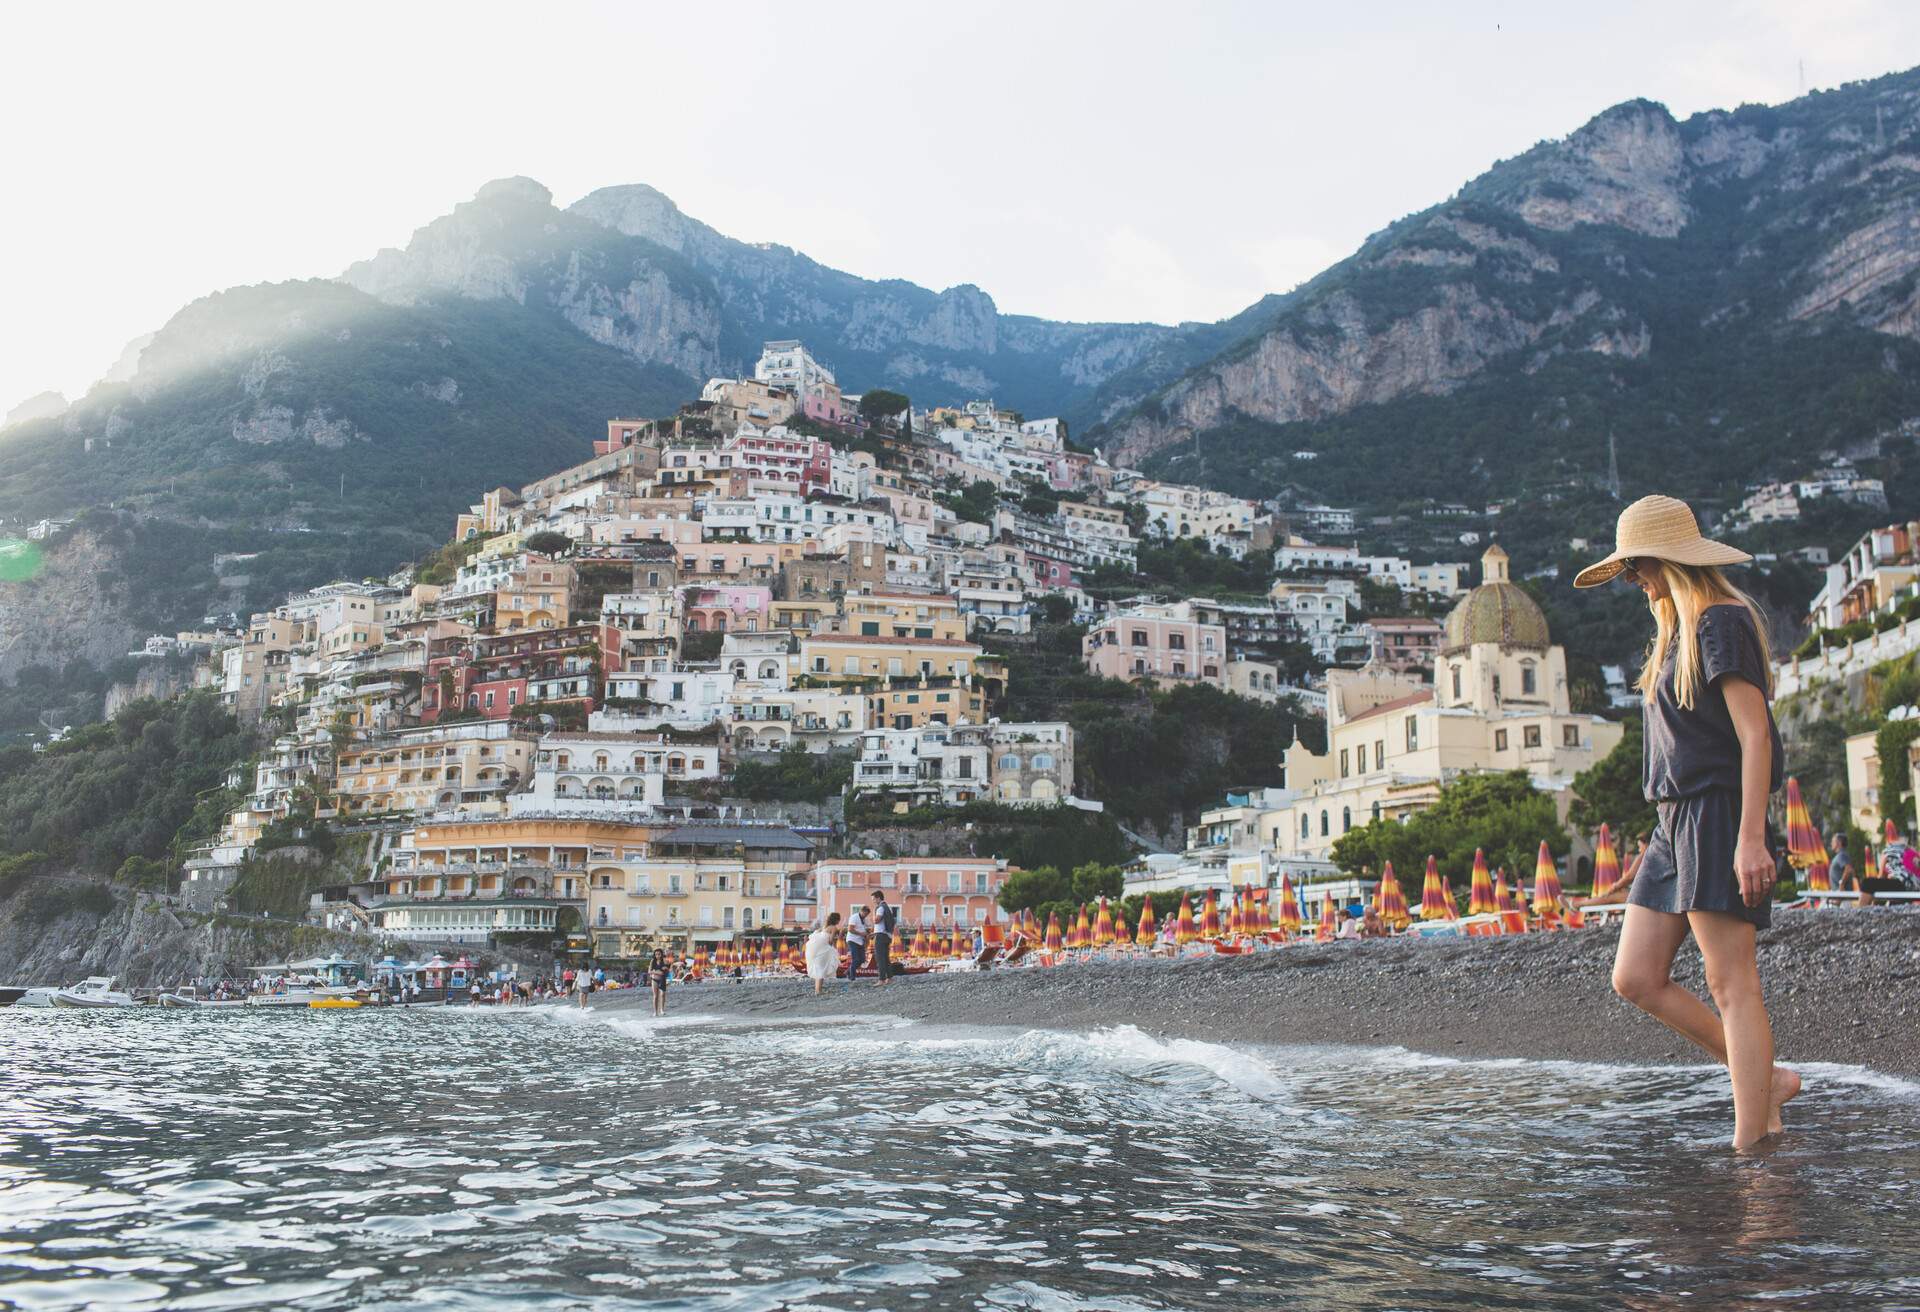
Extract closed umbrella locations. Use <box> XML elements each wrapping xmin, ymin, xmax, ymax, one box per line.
<box><xmin>1468</xmin><ymin>849</ymin><xmax>1498</xmax><ymax>915</ymax></box>
<box><xmin>1175</xmin><ymin>892</ymin><xmax>1197</xmax><ymax>945</ymax></box>
<box><xmin>1375</xmin><ymin>862</ymin><xmax>1410</xmax><ymax>931</ymax></box>
<box><xmin>1199</xmin><ymin>890</ymin><xmax>1222</xmax><ymax>940</ymax></box>
<box><xmin>1315</xmin><ymin>894</ymin><xmax>1337</xmax><ymax>942</ymax></box>
<box><xmin>1044</xmin><ymin>910</ymin><xmax>1064</xmax><ymax>957</ymax></box>
<box><xmin>1135</xmin><ymin>898</ymin><xmax>1158</xmax><ymax>946</ymax></box>
<box><xmin>1275</xmin><ymin>875</ymin><xmax>1303</xmax><ymax>938</ymax></box>
<box><xmin>1783</xmin><ymin>779</ymin><xmax>1820</xmax><ymax>869</ymax></box>
<box><xmin>1532</xmin><ymin>840</ymin><xmax>1564</xmax><ymax>923</ymax></box>
<box><xmin>1418</xmin><ymin>855</ymin><xmax>1451</xmax><ymax>920</ymax></box>
<box><xmin>1590</xmin><ymin>824</ymin><xmax>1623</xmax><ymax>898</ymax></box>
<box><xmin>1094</xmin><ymin>898</ymin><xmax>1116</xmax><ymax>949</ymax></box>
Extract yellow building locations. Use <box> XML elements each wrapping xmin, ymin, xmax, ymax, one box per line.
<box><xmin>494</xmin><ymin>558</ymin><xmax>575</xmax><ymax>632</ymax></box>
<box><xmin>334</xmin><ymin>720</ymin><xmax>537</xmax><ymax>817</ymax></box>
<box><xmin>825</xmin><ymin>592</ymin><xmax>966</xmax><ymax>640</ymax></box>
<box><xmin>1262</xmin><ymin>545</ymin><xmax>1625</xmax><ymax>866</ymax></box>
<box><xmin>582</xmin><ymin>824</ymin><xmax>817</xmax><ymax>960</ymax></box>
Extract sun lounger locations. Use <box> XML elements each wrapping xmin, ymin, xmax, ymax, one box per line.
<box><xmin>1000</xmin><ymin>939</ymin><xmax>1033</xmax><ymax>968</ymax></box>
<box><xmin>969</xmin><ymin>944</ymin><xmax>1001</xmax><ymax>971</ymax></box>
<box><xmin>1802</xmin><ymin>888</ymin><xmax>1920</xmax><ymax>906</ymax></box>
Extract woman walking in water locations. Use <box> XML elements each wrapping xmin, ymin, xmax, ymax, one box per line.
<box><xmin>1575</xmin><ymin>495</ymin><xmax>1799</xmax><ymax>1151</ymax></box>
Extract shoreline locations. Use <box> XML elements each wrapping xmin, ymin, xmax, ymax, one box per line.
<box><xmin>590</xmin><ymin>910</ymin><xmax>1920</xmax><ymax>1078</ymax></box>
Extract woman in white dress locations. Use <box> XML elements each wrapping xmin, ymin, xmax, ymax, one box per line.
<box><xmin>805</xmin><ymin>913</ymin><xmax>843</xmax><ymax>996</ymax></box>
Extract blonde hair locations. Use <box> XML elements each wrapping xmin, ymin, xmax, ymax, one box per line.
<box><xmin>1636</xmin><ymin>561</ymin><xmax>1773</xmax><ymax>707</ymax></box>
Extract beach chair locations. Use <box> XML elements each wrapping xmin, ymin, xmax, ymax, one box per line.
<box><xmin>969</xmin><ymin>943</ymin><xmax>1002</xmax><ymax>971</ymax></box>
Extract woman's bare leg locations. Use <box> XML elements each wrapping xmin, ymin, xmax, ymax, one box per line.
<box><xmin>1689</xmin><ymin>910</ymin><xmax>1777</xmax><ymax>1151</ymax></box>
<box><xmin>1614</xmin><ymin>905</ymin><xmax>1798</xmax><ymax>1137</ymax></box>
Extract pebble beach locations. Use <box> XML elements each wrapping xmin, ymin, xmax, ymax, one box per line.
<box><xmin>593</xmin><ymin>910</ymin><xmax>1920</xmax><ymax>1077</ymax></box>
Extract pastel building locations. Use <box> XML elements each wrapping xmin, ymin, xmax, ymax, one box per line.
<box><xmin>811</xmin><ymin>858</ymin><xmax>1015</xmax><ymax>931</ymax></box>
<box><xmin>1081</xmin><ymin>601</ymin><xmax>1227</xmax><ymax>687</ymax></box>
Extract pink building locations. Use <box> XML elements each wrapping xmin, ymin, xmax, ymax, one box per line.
<box><xmin>684</xmin><ymin>585</ymin><xmax>773</xmax><ymax>633</ymax></box>
<box><xmin>809</xmin><ymin>858</ymin><xmax>1014</xmax><ymax>931</ymax></box>
<box><xmin>1081</xmin><ymin>604</ymin><xmax>1227</xmax><ymax>686</ymax></box>
<box><xmin>723</xmin><ymin>430</ymin><xmax>834</xmax><ymax>495</ymax></box>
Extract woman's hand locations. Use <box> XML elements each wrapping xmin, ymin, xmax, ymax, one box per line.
<box><xmin>1734</xmin><ymin>834</ymin><xmax>1774</xmax><ymax>908</ymax></box>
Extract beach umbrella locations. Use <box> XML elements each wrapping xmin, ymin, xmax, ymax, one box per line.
<box><xmin>1094</xmin><ymin>898</ymin><xmax>1116</xmax><ymax>949</ymax></box>
<box><xmin>1199</xmin><ymin>890</ymin><xmax>1222</xmax><ymax>940</ymax></box>
<box><xmin>1175</xmin><ymin>893</ymin><xmax>1197</xmax><ymax>945</ymax></box>
<box><xmin>1590</xmin><ymin>824</ymin><xmax>1623</xmax><ymax>898</ymax></box>
<box><xmin>1807</xmin><ymin>837</ymin><xmax>1832</xmax><ymax>894</ymax></box>
<box><xmin>1468</xmin><ymin>850</ymin><xmax>1497</xmax><ymax>915</ymax></box>
<box><xmin>983</xmin><ymin>918</ymin><xmax>1004</xmax><ymax>949</ymax></box>
<box><xmin>1224</xmin><ymin>893</ymin><xmax>1241</xmax><ymax>940</ymax></box>
<box><xmin>1375</xmin><ymin>862</ymin><xmax>1410</xmax><ymax>931</ymax></box>
<box><xmin>1135</xmin><ymin>897</ymin><xmax>1158</xmax><ymax>946</ymax></box>
<box><xmin>1315</xmin><ymin>894</ymin><xmax>1337</xmax><ymax>942</ymax></box>
<box><xmin>1276</xmin><ymin>875</ymin><xmax>1303</xmax><ymax>937</ymax></box>
<box><xmin>694</xmin><ymin>944</ymin><xmax>709</xmax><ymax>976</ymax></box>
<box><xmin>1494</xmin><ymin>868</ymin><xmax>1516</xmax><ymax>913</ymax></box>
<box><xmin>1418</xmin><ymin>855</ymin><xmax>1451</xmax><ymax>920</ymax></box>
<box><xmin>1781</xmin><ymin>779</ymin><xmax>1820</xmax><ymax>869</ymax></box>
<box><xmin>1044</xmin><ymin>910</ymin><xmax>1063</xmax><ymax>956</ymax></box>
<box><xmin>1886</xmin><ymin>819</ymin><xmax>1902</xmax><ymax>846</ymax></box>
<box><xmin>1532</xmin><ymin>841</ymin><xmax>1564</xmax><ymax>922</ymax></box>
<box><xmin>1074</xmin><ymin>904</ymin><xmax>1093</xmax><ymax>950</ymax></box>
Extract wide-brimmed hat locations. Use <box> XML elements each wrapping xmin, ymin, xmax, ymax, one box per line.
<box><xmin>1573</xmin><ymin>494</ymin><xmax>1752</xmax><ymax>588</ymax></box>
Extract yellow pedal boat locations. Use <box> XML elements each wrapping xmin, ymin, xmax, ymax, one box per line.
<box><xmin>310</xmin><ymin>997</ymin><xmax>364</xmax><ymax>1010</ymax></box>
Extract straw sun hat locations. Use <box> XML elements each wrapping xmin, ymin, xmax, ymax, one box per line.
<box><xmin>1572</xmin><ymin>494</ymin><xmax>1752</xmax><ymax>589</ymax></box>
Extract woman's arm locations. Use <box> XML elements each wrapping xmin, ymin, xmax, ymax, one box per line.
<box><xmin>1722</xmin><ymin>675</ymin><xmax>1776</xmax><ymax>907</ymax></box>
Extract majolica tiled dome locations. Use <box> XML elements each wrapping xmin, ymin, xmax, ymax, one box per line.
<box><xmin>1442</xmin><ymin>545</ymin><xmax>1549</xmax><ymax>652</ymax></box>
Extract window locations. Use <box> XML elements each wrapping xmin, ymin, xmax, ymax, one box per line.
<box><xmin>723</xmin><ymin>907</ymin><xmax>734</xmax><ymax>928</ymax></box>
<box><xmin>1131</xmin><ymin>629</ymin><xmax>1149</xmax><ymax>647</ymax></box>
<box><xmin>1451</xmin><ymin>667</ymin><xmax>1461</xmax><ymax>700</ymax></box>
<box><xmin>1339</xmin><ymin>749</ymin><xmax>1350</xmax><ymax>779</ymax></box>
<box><xmin>1030</xmin><ymin>753</ymin><xmax>1054</xmax><ymax>770</ymax></box>
<box><xmin>999</xmin><ymin>753</ymin><xmax>1021</xmax><ymax>771</ymax></box>
<box><xmin>1319</xmin><ymin>810</ymin><xmax>1329</xmax><ymax>837</ymax></box>
<box><xmin>1405</xmin><ymin>716</ymin><xmax>1419</xmax><ymax>752</ymax></box>
<box><xmin>1375</xmin><ymin>739</ymin><xmax>1385</xmax><ymax>767</ymax></box>
<box><xmin>948</xmin><ymin>872</ymin><xmax>962</xmax><ymax>892</ymax></box>
<box><xmin>1342</xmin><ymin>806</ymin><xmax>1351</xmax><ymax>832</ymax></box>
<box><xmin>1495</xmin><ymin>728</ymin><xmax>1508</xmax><ymax>751</ymax></box>
<box><xmin>1524</xmin><ymin>725</ymin><xmax>1542</xmax><ymax>749</ymax></box>
<box><xmin>1521</xmin><ymin>662</ymin><xmax>1538</xmax><ymax>696</ymax></box>
<box><xmin>1563</xmin><ymin>724</ymin><xmax>1580</xmax><ymax>748</ymax></box>
<box><xmin>1300</xmin><ymin>814</ymin><xmax>1310</xmax><ymax>840</ymax></box>
<box><xmin>1356</xmin><ymin>744</ymin><xmax>1367</xmax><ymax>773</ymax></box>
<box><xmin>1169</xmin><ymin>633</ymin><xmax>1186</xmax><ymax>651</ymax></box>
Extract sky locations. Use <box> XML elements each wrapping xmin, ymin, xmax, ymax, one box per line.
<box><xmin>3</xmin><ymin>0</ymin><xmax>1920</xmax><ymax>414</ymax></box>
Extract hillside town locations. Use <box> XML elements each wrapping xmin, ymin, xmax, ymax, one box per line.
<box><xmin>120</xmin><ymin>337</ymin><xmax>1920</xmax><ymax>969</ymax></box>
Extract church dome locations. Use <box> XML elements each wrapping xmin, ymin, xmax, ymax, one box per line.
<box><xmin>1442</xmin><ymin>545</ymin><xmax>1550</xmax><ymax>652</ymax></box>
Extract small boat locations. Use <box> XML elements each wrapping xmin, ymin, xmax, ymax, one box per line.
<box><xmin>157</xmin><ymin>988</ymin><xmax>246</xmax><ymax>1009</ymax></box>
<box><xmin>50</xmin><ymin>976</ymin><xmax>139</xmax><ymax>1008</ymax></box>
<box><xmin>0</xmin><ymin>986</ymin><xmax>28</xmax><ymax>1007</ymax></box>
<box><xmin>309</xmin><ymin>996</ymin><xmax>363</xmax><ymax>1010</ymax></box>
<box><xmin>14</xmin><ymin>987</ymin><xmax>58</xmax><ymax>1008</ymax></box>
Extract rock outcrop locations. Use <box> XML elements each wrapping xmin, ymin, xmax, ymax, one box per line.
<box><xmin>0</xmin><ymin>527</ymin><xmax>140</xmax><ymax>686</ymax></box>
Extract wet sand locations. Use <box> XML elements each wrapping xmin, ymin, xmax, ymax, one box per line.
<box><xmin>592</xmin><ymin>910</ymin><xmax>1920</xmax><ymax>1077</ymax></box>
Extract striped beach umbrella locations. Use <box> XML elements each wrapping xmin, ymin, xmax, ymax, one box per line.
<box><xmin>1199</xmin><ymin>890</ymin><xmax>1222</xmax><ymax>939</ymax></box>
<box><xmin>1094</xmin><ymin>898</ymin><xmax>1116</xmax><ymax>948</ymax></box>
<box><xmin>1418</xmin><ymin>855</ymin><xmax>1451</xmax><ymax>920</ymax></box>
<box><xmin>1468</xmin><ymin>849</ymin><xmax>1498</xmax><ymax>915</ymax></box>
<box><xmin>1494</xmin><ymin>868</ymin><xmax>1516</xmax><ymax>912</ymax></box>
<box><xmin>1375</xmin><ymin>862</ymin><xmax>1410</xmax><ymax>931</ymax></box>
<box><xmin>1135</xmin><ymin>897</ymin><xmax>1158</xmax><ymax>946</ymax></box>
<box><xmin>1075</xmin><ymin>904</ymin><xmax>1093</xmax><ymax>950</ymax></box>
<box><xmin>693</xmin><ymin>944</ymin><xmax>709</xmax><ymax>976</ymax></box>
<box><xmin>1887</xmin><ymin>819</ymin><xmax>1902</xmax><ymax>846</ymax></box>
<box><xmin>1224</xmin><ymin>892</ymin><xmax>1242</xmax><ymax>940</ymax></box>
<box><xmin>1111</xmin><ymin>905</ymin><xmax>1131</xmax><ymax>946</ymax></box>
<box><xmin>1275</xmin><ymin>875</ymin><xmax>1303</xmax><ymax>937</ymax></box>
<box><xmin>1175</xmin><ymin>893</ymin><xmax>1197</xmax><ymax>945</ymax></box>
<box><xmin>983</xmin><ymin>917</ymin><xmax>1004</xmax><ymax>948</ymax></box>
<box><xmin>1532</xmin><ymin>841</ymin><xmax>1564</xmax><ymax>920</ymax></box>
<box><xmin>1044</xmin><ymin>910</ymin><xmax>1063</xmax><ymax>955</ymax></box>
<box><xmin>1807</xmin><ymin>834</ymin><xmax>1831</xmax><ymax>893</ymax></box>
<box><xmin>1315</xmin><ymin>894</ymin><xmax>1337</xmax><ymax>942</ymax></box>
<box><xmin>1783</xmin><ymin>779</ymin><xmax>1821</xmax><ymax>869</ymax></box>
<box><xmin>1590</xmin><ymin>824</ymin><xmax>1623</xmax><ymax>898</ymax></box>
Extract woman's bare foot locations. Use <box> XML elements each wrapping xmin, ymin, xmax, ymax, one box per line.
<box><xmin>1768</xmin><ymin>1065</ymin><xmax>1801</xmax><ymax>1137</ymax></box>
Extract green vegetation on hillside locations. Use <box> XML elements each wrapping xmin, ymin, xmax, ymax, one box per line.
<box><xmin>0</xmin><ymin>692</ymin><xmax>254</xmax><ymax>873</ymax></box>
<box><xmin>1329</xmin><ymin>771</ymin><xmax>1566</xmax><ymax>883</ymax></box>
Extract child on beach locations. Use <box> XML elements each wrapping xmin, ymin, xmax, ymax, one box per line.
<box><xmin>1575</xmin><ymin>495</ymin><xmax>1800</xmax><ymax>1151</ymax></box>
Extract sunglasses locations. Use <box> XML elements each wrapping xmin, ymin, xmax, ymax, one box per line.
<box><xmin>1619</xmin><ymin>557</ymin><xmax>1643</xmax><ymax>580</ymax></box>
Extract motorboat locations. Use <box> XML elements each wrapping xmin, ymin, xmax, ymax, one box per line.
<box><xmin>157</xmin><ymin>987</ymin><xmax>246</xmax><ymax>1009</ymax></box>
<box><xmin>50</xmin><ymin>976</ymin><xmax>139</xmax><ymax>1008</ymax></box>
<box><xmin>13</xmin><ymin>987</ymin><xmax>58</xmax><ymax>1008</ymax></box>
<box><xmin>0</xmin><ymin>986</ymin><xmax>28</xmax><ymax>1007</ymax></box>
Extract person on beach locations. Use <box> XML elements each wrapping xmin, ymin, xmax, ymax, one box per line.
<box><xmin>1574</xmin><ymin>495</ymin><xmax>1799</xmax><ymax>1152</ymax></box>
<box><xmin>1336</xmin><ymin>908</ymin><xmax>1360</xmax><ymax>940</ymax></box>
<box><xmin>1577</xmin><ymin>833</ymin><xmax>1651</xmax><ymax>908</ymax></box>
<box><xmin>648</xmin><ymin>948</ymin><xmax>669</xmax><ymax>1017</ymax></box>
<box><xmin>806</xmin><ymin>914</ymin><xmax>842</xmax><ymax>996</ymax></box>
<box><xmin>1826</xmin><ymin>832</ymin><xmax>1852</xmax><ymax>892</ymax></box>
<box><xmin>869</xmin><ymin>890</ymin><xmax>897</xmax><ymax>985</ymax></box>
<box><xmin>844</xmin><ymin>904</ymin><xmax>869</xmax><ymax>987</ymax></box>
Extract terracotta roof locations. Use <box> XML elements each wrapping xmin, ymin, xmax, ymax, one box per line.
<box><xmin>1343</xmin><ymin>689</ymin><xmax>1435</xmax><ymax>723</ymax></box>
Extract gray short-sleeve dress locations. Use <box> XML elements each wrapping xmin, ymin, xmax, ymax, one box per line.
<box><xmin>1629</xmin><ymin>604</ymin><xmax>1784</xmax><ymax>928</ymax></box>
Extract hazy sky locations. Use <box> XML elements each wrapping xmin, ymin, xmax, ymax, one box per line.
<box><xmin>4</xmin><ymin>0</ymin><xmax>1919</xmax><ymax>412</ymax></box>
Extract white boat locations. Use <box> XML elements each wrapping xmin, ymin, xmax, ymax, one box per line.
<box><xmin>14</xmin><ymin>987</ymin><xmax>59</xmax><ymax>1008</ymax></box>
<box><xmin>50</xmin><ymin>976</ymin><xmax>139</xmax><ymax>1008</ymax></box>
<box><xmin>158</xmin><ymin>988</ymin><xmax>246</xmax><ymax>1009</ymax></box>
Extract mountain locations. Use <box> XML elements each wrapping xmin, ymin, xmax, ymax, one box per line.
<box><xmin>1090</xmin><ymin>71</ymin><xmax>1920</xmax><ymax>535</ymax></box>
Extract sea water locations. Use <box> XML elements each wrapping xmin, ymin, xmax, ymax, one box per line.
<box><xmin>1</xmin><ymin>1005</ymin><xmax>1915</xmax><ymax>1310</ymax></box>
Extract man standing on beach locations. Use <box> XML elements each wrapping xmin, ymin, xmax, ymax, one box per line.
<box><xmin>844</xmin><ymin>904</ymin><xmax>868</xmax><ymax>988</ymax></box>
<box><xmin>869</xmin><ymin>890</ymin><xmax>897</xmax><ymax>985</ymax></box>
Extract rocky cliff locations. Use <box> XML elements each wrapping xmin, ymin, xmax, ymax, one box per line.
<box><xmin>1093</xmin><ymin>73</ymin><xmax>1920</xmax><ymax>475</ymax></box>
<box><xmin>0</xmin><ymin>526</ymin><xmax>140</xmax><ymax>686</ymax></box>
